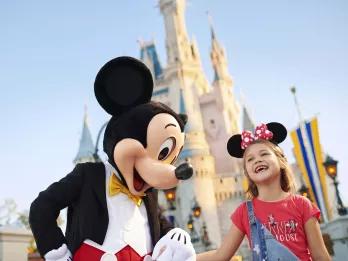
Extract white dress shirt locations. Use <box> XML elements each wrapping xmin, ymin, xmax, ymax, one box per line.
<box><xmin>84</xmin><ymin>161</ymin><xmax>152</xmax><ymax>256</ymax></box>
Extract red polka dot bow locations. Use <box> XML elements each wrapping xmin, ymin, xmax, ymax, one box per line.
<box><xmin>241</xmin><ymin>123</ymin><xmax>274</xmax><ymax>149</ymax></box>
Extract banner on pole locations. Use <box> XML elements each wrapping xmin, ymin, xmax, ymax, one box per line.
<box><xmin>290</xmin><ymin>117</ymin><xmax>331</xmax><ymax>221</ymax></box>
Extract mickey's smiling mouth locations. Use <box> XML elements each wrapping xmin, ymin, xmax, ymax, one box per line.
<box><xmin>133</xmin><ymin>168</ymin><xmax>147</xmax><ymax>191</ymax></box>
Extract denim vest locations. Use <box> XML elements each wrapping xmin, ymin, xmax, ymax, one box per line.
<box><xmin>247</xmin><ymin>201</ymin><xmax>299</xmax><ymax>261</ymax></box>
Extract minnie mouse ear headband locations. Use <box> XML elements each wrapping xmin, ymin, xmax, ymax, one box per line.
<box><xmin>227</xmin><ymin>122</ymin><xmax>287</xmax><ymax>158</ymax></box>
<box><xmin>94</xmin><ymin>56</ymin><xmax>153</xmax><ymax>116</ymax></box>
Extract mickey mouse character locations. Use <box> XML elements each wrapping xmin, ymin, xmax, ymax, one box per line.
<box><xmin>29</xmin><ymin>56</ymin><xmax>196</xmax><ymax>261</ymax></box>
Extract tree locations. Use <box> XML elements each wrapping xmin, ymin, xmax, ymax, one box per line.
<box><xmin>0</xmin><ymin>198</ymin><xmax>18</xmax><ymax>226</ymax></box>
<box><xmin>17</xmin><ymin>210</ymin><xmax>30</xmax><ymax>229</ymax></box>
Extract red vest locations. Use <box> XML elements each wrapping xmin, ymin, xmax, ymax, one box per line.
<box><xmin>74</xmin><ymin>243</ymin><xmax>152</xmax><ymax>261</ymax></box>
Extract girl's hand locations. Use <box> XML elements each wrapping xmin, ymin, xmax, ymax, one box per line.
<box><xmin>197</xmin><ymin>223</ymin><xmax>244</xmax><ymax>261</ymax></box>
<box><xmin>305</xmin><ymin>217</ymin><xmax>331</xmax><ymax>261</ymax></box>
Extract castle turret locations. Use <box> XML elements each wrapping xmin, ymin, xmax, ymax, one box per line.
<box><xmin>209</xmin><ymin>22</ymin><xmax>232</xmax><ymax>86</ymax></box>
<box><xmin>206</xmin><ymin>16</ymin><xmax>240</xmax><ymax>137</ymax></box>
<box><xmin>159</xmin><ymin>0</ymin><xmax>193</xmax><ymax>65</ymax></box>
<box><xmin>198</xmin><ymin>15</ymin><xmax>245</xmax><ymax>242</ymax></box>
<box><xmin>159</xmin><ymin>0</ymin><xmax>222</xmax><ymax>247</ymax></box>
<box><xmin>159</xmin><ymin>0</ymin><xmax>209</xmax><ymax>95</ymax></box>
<box><xmin>73</xmin><ymin>107</ymin><xmax>96</xmax><ymax>164</ymax></box>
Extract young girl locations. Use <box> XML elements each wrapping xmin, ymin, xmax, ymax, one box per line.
<box><xmin>197</xmin><ymin>122</ymin><xmax>330</xmax><ymax>261</ymax></box>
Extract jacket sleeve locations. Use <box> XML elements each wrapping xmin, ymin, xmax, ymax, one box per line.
<box><xmin>29</xmin><ymin>163</ymin><xmax>85</xmax><ymax>256</ymax></box>
<box><xmin>159</xmin><ymin>209</ymin><xmax>174</xmax><ymax>237</ymax></box>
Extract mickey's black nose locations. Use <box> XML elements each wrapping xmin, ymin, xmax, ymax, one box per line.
<box><xmin>175</xmin><ymin>163</ymin><xmax>193</xmax><ymax>180</ymax></box>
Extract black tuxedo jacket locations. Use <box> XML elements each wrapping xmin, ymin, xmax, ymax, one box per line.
<box><xmin>29</xmin><ymin>162</ymin><xmax>173</xmax><ymax>256</ymax></box>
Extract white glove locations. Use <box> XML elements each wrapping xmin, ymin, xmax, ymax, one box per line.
<box><xmin>44</xmin><ymin>243</ymin><xmax>72</xmax><ymax>261</ymax></box>
<box><xmin>152</xmin><ymin>228</ymin><xmax>196</xmax><ymax>261</ymax></box>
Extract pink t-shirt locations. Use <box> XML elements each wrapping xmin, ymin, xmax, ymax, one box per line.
<box><xmin>231</xmin><ymin>194</ymin><xmax>320</xmax><ymax>261</ymax></box>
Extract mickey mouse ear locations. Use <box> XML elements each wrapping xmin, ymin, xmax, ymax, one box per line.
<box><xmin>178</xmin><ymin>114</ymin><xmax>188</xmax><ymax>126</ymax></box>
<box><xmin>227</xmin><ymin>134</ymin><xmax>244</xmax><ymax>158</ymax></box>
<box><xmin>267</xmin><ymin>122</ymin><xmax>287</xmax><ymax>144</ymax></box>
<box><xmin>94</xmin><ymin>56</ymin><xmax>153</xmax><ymax>116</ymax></box>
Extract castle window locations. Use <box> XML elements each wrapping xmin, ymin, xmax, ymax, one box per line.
<box><xmin>191</xmin><ymin>45</ymin><xmax>196</xmax><ymax>58</ymax></box>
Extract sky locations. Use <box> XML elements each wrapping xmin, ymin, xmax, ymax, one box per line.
<box><xmin>1</xmin><ymin>0</ymin><xmax>347</xmax><ymax>213</ymax></box>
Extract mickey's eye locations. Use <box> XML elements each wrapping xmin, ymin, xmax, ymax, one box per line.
<box><xmin>158</xmin><ymin>137</ymin><xmax>176</xmax><ymax>161</ymax></box>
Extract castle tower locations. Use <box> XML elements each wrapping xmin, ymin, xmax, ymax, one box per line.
<box><xmin>158</xmin><ymin>0</ymin><xmax>222</xmax><ymax>246</ymax></box>
<box><xmin>159</xmin><ymin>0</ymin><xmax>193</xmax><ymax>65</ymax></box>
<box><xmin>158</xmin><ymin>0</ymin><xmax>209</xmax><ymax>95</ymax></box>
<box><xmin>197</xmin><ymin>17</ymin><xmax>244</xmax><ymax>241</ymax></box>
<box><xmin>73</xmin><ymin>107</ymin><xmax>96</xmax><ymax>164</ymax></box>
<box><xmin>209</xmin><ymin>18</ymin><xmax>239</xmax><ymax>136</ymax></box>
<box><xmin>210</xmin><ymin>21</ymin><xmax>232</xmax><ymax>86</ymax></box>
<box><xmin>199</xmin><ymin>17</ymin><xmax>241</xmax><ymax>176</ymax></box>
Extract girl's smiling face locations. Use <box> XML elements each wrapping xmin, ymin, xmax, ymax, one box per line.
<box><xmin>244</xmin><ymin>142</ymin><xmax>281</xmax><ymax>185</ymax></box>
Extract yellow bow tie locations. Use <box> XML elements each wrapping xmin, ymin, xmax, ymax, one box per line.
<box><xmin>109</xmin><ymin>173</ymin><xmax>143</xmax><ymax>206</ymax></box>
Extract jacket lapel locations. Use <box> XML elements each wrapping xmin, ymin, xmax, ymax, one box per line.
<box><xmin>144</xmin><ymin>190</ymin><xmax>160</xmax><ymax>247</ymax></box>
<box><xmin>92</xmin><ymin>163</ymin><xmax>108</xmax><ymax>212</ymax></box>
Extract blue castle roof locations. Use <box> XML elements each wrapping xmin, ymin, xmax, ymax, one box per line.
<box><xmin>74</xmin><ymin>112</ymin><xmax>95</xmax><ymax>163</ymax></box>
<box><xmin>140</xmin><ymin>42</ymin><xmax>163</xmax><ymax>79</ymax></box>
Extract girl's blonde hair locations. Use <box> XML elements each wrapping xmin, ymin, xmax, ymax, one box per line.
<box><xmin>243</xmin><ymin>139</ymin><xmax>296</xmax><ymax>199</ymax></box>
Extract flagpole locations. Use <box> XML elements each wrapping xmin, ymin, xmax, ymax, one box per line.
<box><xmin>290</xmin><ymin>86</ymin><xmax>304</xmax><ymax>122</ymax></box>
<box><xmin>290</xmin><ymin>86</ymin><xmax>328</xmax><ymax>222</ymax></box>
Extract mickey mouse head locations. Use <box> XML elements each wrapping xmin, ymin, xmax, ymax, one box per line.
<box><xmin>94</xmin><ymin>56</ymin><xmax>193</xmax><ymax>196</ymax></box>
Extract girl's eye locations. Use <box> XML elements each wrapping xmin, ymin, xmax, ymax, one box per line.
<box><xmin>158</xmin><ymin>137</ymin><xmax>176</xmax><ymax>161</ymax></box>
<box><xmin>261</xmin><ymin>153</ymin><xmax>269</xmax><ymax>156</ymax></box>
<box><xmin>247</xmin><ymin>158</ymin><xmax>253</xmax><ymax>162</ymax></box>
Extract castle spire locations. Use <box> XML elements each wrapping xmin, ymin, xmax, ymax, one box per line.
<box><xmin>73</xmin><ymin>106</ymin><xmax>96</xmax><ymax>164</ymax></box>
<box><xmin>208</xmin><ymin>13</ymin><xmax>232</xmax><ymax>85</ymax></box>
<box><xmin>159</xmin><ymin>0</ymin><xmax>197</xmax><ymax>66</ymax></box>
<box><xmin>239</xmin><ymin>92</ymin><xmax>255</xmax><ymax>132</ymax></box>
<box><xmin>207</xmin><ymin>11</ymin><xmax>216</xmax><ymax>40</ymax></box>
